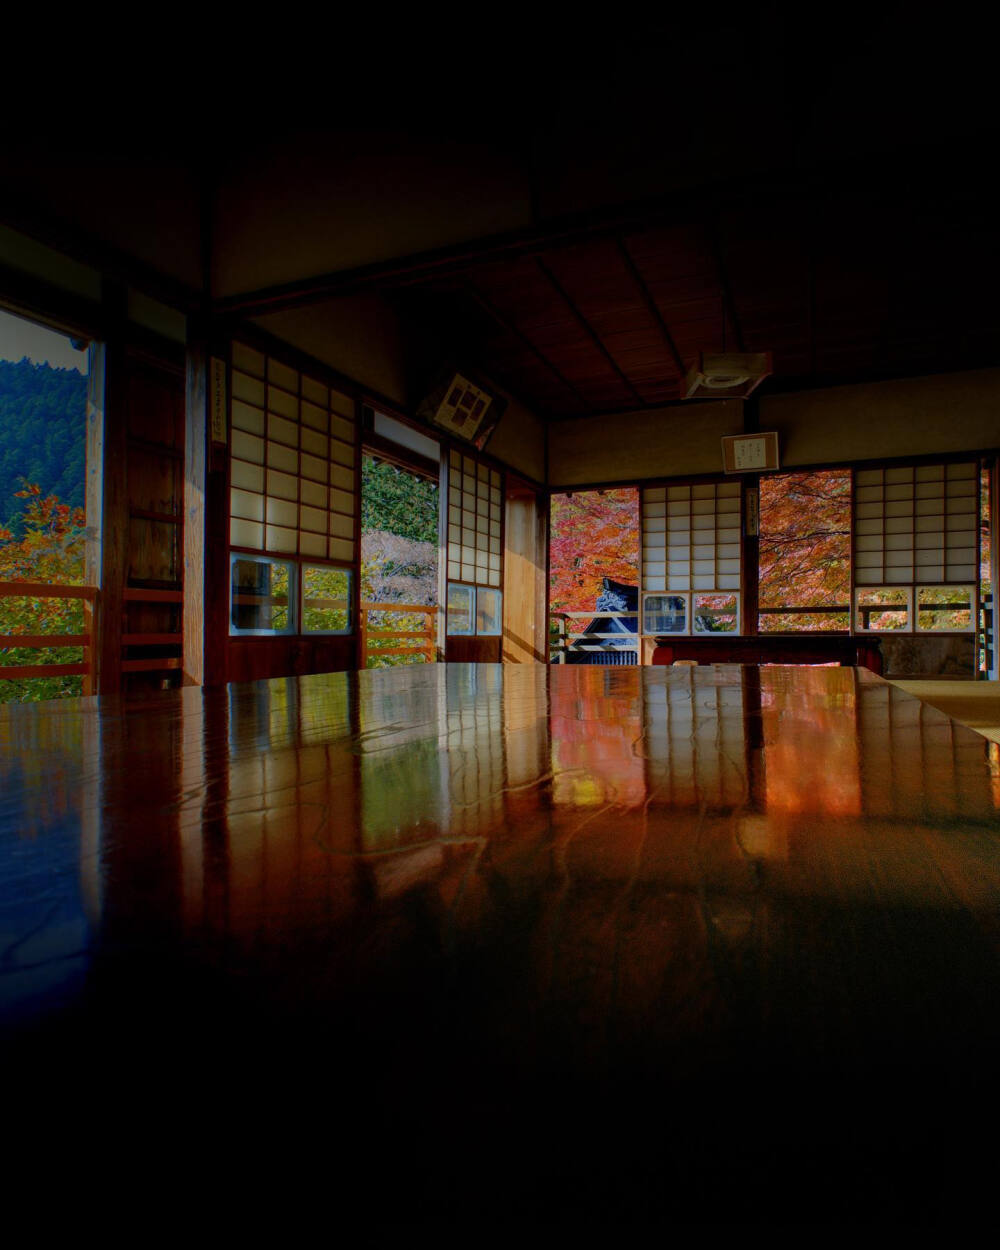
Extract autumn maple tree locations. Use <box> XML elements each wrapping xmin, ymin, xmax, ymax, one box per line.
<box><xmin>758</xmin><ymin>470</ymin><xmax>852</xmax><ymax>630</ymax></box>
<box><xmin>549</xmin><ymin>488</ymin><xmax>640</xmax><ymax>614</ymax></box>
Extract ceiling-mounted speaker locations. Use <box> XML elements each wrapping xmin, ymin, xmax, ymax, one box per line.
<box><xmin>683</xmin><ymin>352</ymin><xmax>772</xmax><ymax>399</ymax></box>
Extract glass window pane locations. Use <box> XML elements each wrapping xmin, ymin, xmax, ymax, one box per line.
<box><xmin>644</xmin><ymin>593</ymin><xmax>687</xmax><ymax>634</ymax></box>
<box><xmin>856</xmin><ymin>587</ymin><xmax>910</xmax><ymax>631</ymax></box>
<box><xmin>447</xmin><ymin>583</ymin><xmax>475</xmax><ymax>635</ymax></box>
<box><xmin>231</xmin><ymin>557</ymin><xmax>294</xmax><ymax>633</ymax></box>
<box><xmin>303</xmin><ymin>565</ymin><xmax>352</xmax><ymax>634</ymax></box>
<box><xmin>477</xmin><ymin>587</ymin><xmax>502</xmax><ymax>635</ymax></box>
<box><xmin>693</xmin><ymin>593</ymin><xmax>739</xmax><ymax>634</ymax></box>
<box><xmin>917</xmin><ymin>585</ymin><xmax>974</xmax><ymax>631</ymax></box>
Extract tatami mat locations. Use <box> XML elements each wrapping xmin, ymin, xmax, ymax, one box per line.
<box><xmin>890</xmin><ymin>680</ymin><xmax>1000</xmax><ymax>745</ymax></box>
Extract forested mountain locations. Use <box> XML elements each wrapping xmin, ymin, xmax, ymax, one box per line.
<box><xmin>0</xmin><ymin>358</ymin><xmax>87</xmax><ymax>531</ymax></box>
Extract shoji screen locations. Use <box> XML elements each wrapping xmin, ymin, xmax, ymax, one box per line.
<box><xmin>853</xmin><ymin>463</ymin><xmax>977</xmax><ymax>585</ymax></box>
<box><xmin>446</xmin><ymin>450</ymin><xmax>502</xmax><ymax>588</ymax></box>
<box><xmin>641</xmin><ymin>481</ymin><xmax>741</xmax><ymax>634</ymax></box>
<box><xmin>853</xmin><ymin>461</ymin><xmax>978</xmax><ymax>634</ymax></box>
<box><xmin>445</xmin><ymin>449</ymin><xmax>503</xmax><ymax>639</ymax></box>
<box><xmin>229</xmin><ymin>342</ymin><xmax>358</xmax><ymax>563</ymax></box>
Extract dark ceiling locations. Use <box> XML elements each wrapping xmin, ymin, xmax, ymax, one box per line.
<box><xmin>4</xmin><ymin>9</ymin><xmax>999</xmax><ymax>424</ymax></box>
<box><xmin>391</xmin><ymin>174</ymin><xmax>1000</xmax><ymax>419</ymax></box>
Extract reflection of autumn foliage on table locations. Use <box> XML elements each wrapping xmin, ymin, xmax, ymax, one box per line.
<box><xmin>0</xmin><ymin>483</ymin><xmax>87</xmax><ymax>703</ymax></box>
<box><xmin>759</xmin><ymin>471</ymin><xmax>851</xmax><ymax>630</ymax></box>
<box><xmin>550</xmin><ymin>489</ymin><xmax>639</xmax><ymax>613</ymax></box>
<box><xmin>760</xmin><ymin>668</ymin><xmax>861</xmax><ymax>816</ymax></box>
<box><xmin>549</xmin><ymin>669</ymin><xmax>646</xmax><ymax>808</ymax></box>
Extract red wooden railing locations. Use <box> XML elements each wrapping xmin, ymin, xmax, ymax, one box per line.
<box><xmin>360</xmin><ymin>602</ymin><xmax>438</xmax><ymax>667</ymax></box>
<box><xmin>0</xmin><ymin>581</ymin><xmax>99</xmax><ymax>694</ymax></box>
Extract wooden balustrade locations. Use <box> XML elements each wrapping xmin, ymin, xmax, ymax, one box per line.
<box><xmin>549</xmin><ymin>610</ymin><xmax>639</xmax><ymax>663</ymax></box>
<box><xmin>360</xmin><ymin>602</ymin><xmax>438</xmax><ymax>667</ymax></box>
<box><xmin>0</xmin><ymin>581</ymin><xmax>99</xmax><ymax>693</ymax></box>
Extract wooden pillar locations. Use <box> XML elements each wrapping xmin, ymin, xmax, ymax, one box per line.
<box><xmin>742</xmin><ymin>396</ymin><xmax>760</xmax><ymax>636</ymax></box>
<box><xmin>94</xmin><ymin>282</ymin><xmax>128</xmax><ymax>694</ymax></box>
<box><xmin>183</xmin><ymin>335</ymin><xmax>207</xmax><ymax>685</ymax></box>
<box><xmin>185</xmin><ymin>320</ymin><xmax>230</xmax><ymax>686</ymax></box>
<box><xmin>83</xmin><ymin>343</ymin><xmax>106</xmax><ymax>696</ymax></box>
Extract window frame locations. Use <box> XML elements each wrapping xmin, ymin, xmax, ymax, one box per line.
<box><xmin>446</xmin><ymin>581</ymin><xmax>503</xmax><ymax>637</ymax></box>
<box><xmin>229</xmin><ymin>552</ymin><xmax>356</xmax><ymax>638</ymax></box>
<box><xmin>229</xmin><ymin>553</ymin><xmax>299</xmax><ymax>637</ymax></box>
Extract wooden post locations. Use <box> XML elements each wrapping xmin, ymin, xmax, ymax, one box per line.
<box><xmin>183</xmin><ymin>335</ymin><xmax>207</xmax><ymax>685</ymax></box>
<box><xmin>95</xmin><ymin>284</ymin><xmax>127</xmax><ymax>694</ymax></box>
<box><xmin>185</xmin><ymin>320</ymin><xmax>230</xmax><ymax>687</ymax></box>
<box><xmin>84</xmin><ymin>342</ymin><xmax>105</xmax><ymax>696</ymax></box>
<box><xmin>741</xmin><ymin>396</ymin><xmax>760</xmax><ymax>636</ymax></box>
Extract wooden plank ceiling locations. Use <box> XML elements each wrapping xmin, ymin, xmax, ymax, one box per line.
<box><xmin>395</xmin><ymin>187</ymin><xmax>999</xmax><ymax>421</ymax></box>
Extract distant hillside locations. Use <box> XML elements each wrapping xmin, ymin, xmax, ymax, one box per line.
<box><xmin>0</xmin><ymin>357</ymin><xmax>87</xmax><ymax>531</ymax></box>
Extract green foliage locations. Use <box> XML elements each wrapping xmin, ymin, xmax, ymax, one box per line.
<box><xmin>0</xmin><ymin>484</ymin><xmax>88</xmax><ymax>703</ymax></box>
<box><xmin>361</xmin><ymin>459</ymin><xmax>438</xmax><ymax>668</ymax></box>
<box><xmin>303</xmin><ymin>566</ymin><xmax>350</xmax><ymax>633</ymax></box>
<box><xmin>359</xmin><ymin>552</ymin><xmax>434</xmax><ymax>669</ymax></box>
<box><xmin>361</xmin><ymin>458</ymin><xmax>437</xmax><ymax>543</ymax></box>
<box><xmin>0</xmin><ymin>358</ymin><xmax>87</xmax><ymax>533</ymax></box>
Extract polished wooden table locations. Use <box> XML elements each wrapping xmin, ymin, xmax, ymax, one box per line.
<box><xmin>3</xmin><ymin>663</ymin><xmax>1000</xmax><ymax>1227</ymax></box>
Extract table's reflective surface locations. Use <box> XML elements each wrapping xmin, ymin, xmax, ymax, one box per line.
<box><xmin>3</xmin><ymin>663</ymin><xmax>1000</xmax><ymax>1225</ymax></box>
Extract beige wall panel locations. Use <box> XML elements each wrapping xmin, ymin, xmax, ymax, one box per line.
<box><xmin>762</xmin><ymin>371</ymin><xmax>1000</xmax><ymax>466</ymax></box>
<box><xmin>213</xmin><ymin>135</ymin><xmax>532</xmax><ymax>296</ymax></box>
<box><xmin>548</xmin><ymin>400</ymin><xmax>743</xmax><ymax>487</ymax></box>
<box><xmin>485</xmin><ymin>395</ymin><xmax>546</xmax><ymax>483</ymax></box>
<box><xmin>1</xmin><ymin>155</ymin><xmax>203</xmax><ymax>291</ymax></box>
<box><xmin>0</xmin><ymin>224</ymin><xmax>102</xmax><ymax>301</ymax></box>
<box><xmin>252</xmin><ymin>295</ymin><xmax>408</xmax><ymax>408</ymax></box>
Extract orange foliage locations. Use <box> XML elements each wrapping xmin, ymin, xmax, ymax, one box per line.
<box><xmin>759</xmin><ymin>470</ymin><xmax>851</xmax><ymax>629</ymax></box>
<box><xmin>549</xmin><ymin>489</ymin><xmax>639</xmax><ymax>613</ymax></box>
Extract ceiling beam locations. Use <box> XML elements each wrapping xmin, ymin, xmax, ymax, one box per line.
<box><xmin>209</xmin><ymin>152</ymin><xmax>969</xmax><ymax>320</ymax></box>
<box><xmin>706</xmin><ymin>220</ymin><xmax>745</xmax><ymax>353</ymax></box>
<box><xmin>0</xmin><ymin>183</ymin><xmax>204</xmax><ymax>315</ymax></box>
<box><xmin>465</xmin><ymin>282</ymin><xmax>597</xmax><ymax>415</ymax></box>
<box><xmin>615</xmin><ymin>236</ymin><xmax>688</xmax><ymax>379</ymax></box>
<box><xmin>534</xmin><ymin>258</ymin><xmax>646</xmax><ymax>408</ymax></box>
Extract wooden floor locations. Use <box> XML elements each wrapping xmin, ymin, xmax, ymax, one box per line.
<box><xmin>3</xmin><ymin>663</ymin><xmax>1000</xmax><ymax>1228</ymax></box>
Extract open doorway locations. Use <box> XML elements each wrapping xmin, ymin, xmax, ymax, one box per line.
<box><xmin>549</xmin><ymin>488</ymin><xmax>640</xmax><ymax>663</ymax></box>
<box><xmin>360</xmin><ymin>449</ymin><xmax>439</xmax><ymax>667</ymax></box>
<box><xmin>0</xmin><ymin>308</ymin><xmax>93</xmax><ymax>702</ymax></box>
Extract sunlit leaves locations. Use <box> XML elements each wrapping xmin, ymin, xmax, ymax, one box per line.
<box><xmin>0</xmin><ymin>482</ymin><xmax>87</xmax><ymax>701</ymax></box>
<box><xmin>550</xmin><ymin>489</ymin><xmax>640</xmax><ymax>613</ymax></box>
<box><xmin>758</xmin><ymin>470</ymin><xmax>851</xmax><ymax>630</ymax></box>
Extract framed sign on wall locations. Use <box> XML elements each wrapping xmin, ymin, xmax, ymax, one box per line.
<box><xmin>721</xmin><ymin>431</ymin><xmax>779</xmax><ymax>474</ymax></box>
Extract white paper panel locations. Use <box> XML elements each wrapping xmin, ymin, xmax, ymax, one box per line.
<box><xmin>231</xmin><ymin>461</ymin><xmax>264</xmax><ymax>493</ymax></box>
<box><xmin>231</xmin><ymin>489</ymin><xmax>264</xmax><ymax>522</ymax></box>
<box><xmin>266</xmin><ymin>525</ymin><xmax>297</xmax><ymax>552</ymax></box>
<box><xmin>232</xmin><ymin>400</ymin><xmax>264</xmax><ymax>435</ymax></box>
<box><xmin>232</xmin><ymin>371</ymin><xmax>265</xmax><ymax>406</ymax></box>
<box><xmin>267</xmin><ymin>442</ymin><xmax>298</xmax><ymax>473</ymax></box>
<box><xmin>329</xmin><ymin>538</ymin><xmax>354</xmax><ymax>562</ymax></box>
<box><xmin>300</xmin><ymin>479</ymin><xmax>326</xmax><ymax>508</ymax></box>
